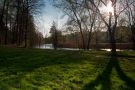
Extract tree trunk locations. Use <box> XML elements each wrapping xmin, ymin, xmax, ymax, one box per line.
<box><xmin>108</xmin><ymin>27</ymin><xmax>116</xmax><ymax>55</ymax></box>
<box><xmin>77</xmin><ymin>21</ymin><xmax>85</xmax><ymax>50</ymax></box>
<box><xmin>110</xmin><ymin>35</ymin><xmax>116</xmax><ymax>53</ymax></box>
<box><xmin>131</xmin><ymin>25</ymin><xmax>135</xmax><ymax>50</ymax></box>
<box><xmin>0</xmin><ymin>0</ymin><xmax>6</xmax><ymax>25</ymax></box>
<box><xmin>108</xmin><ymin>12</ymin><xmax>117</xmax><ymax>55</ymax></box>
<box><xmin>4</xmin><ymin>28</ymin><xmax>8</xmax><ymax>45</ymax></box>
<box><xmin>24</xmin><ymin>19</ymin><xmax>28</xmax><ymax>47</ymax></box>
<box><xmin>87</xmin><ymin>31</ymin><xmax>92</xmax><ymax>50</ymax></box>
<box><xmin>87</xmin><ymin>21</ymin><xmax>95</xmax><ymax>50</ymax></box>
<box><xmin>0</xmin><ymin>0</ymin><xmax>6</xmax><ymax>44</ymax></box>
<box><xmin>25</xmin><ymin>0</ymin><xmax>29</xmax><ymax>48</ymax></box>
<box><xmin>54</xmin><ymin>30</ymin><xmax>58</xmax><ymax>50</ymax></box>
<box><xmin>4</xmin><ymin>0</ymin><xmax>9</xmax><ymax>45</ymax></box>
<box><xmin>132</xmin><ymin>39</ymin><xmax>135</xmax><ymax>50</ymax></box>
<box><xmin>79</xmin><ymin>24</ymin><xmax>86</xmax><ymax>50</ymax></box>
<box><xmin>73</xmin><ymin>10</ymin><xmax>86</xmax><ymax>50</ymax></box>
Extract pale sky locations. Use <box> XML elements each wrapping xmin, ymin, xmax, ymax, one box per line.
<box><xmin>35</xmin><ymin>0</ymin><xmax>68</xmax><ymax>37</ymax></box>
<box><xmin>35</xmin><ymin>0</ymin><xmax>115</xmax><ymax>37</ymax></box>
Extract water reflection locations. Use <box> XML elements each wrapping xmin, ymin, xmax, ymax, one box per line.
<box><xmin>101</xmin><ymin>49</ymin><xmax>123</xmax><ymax>52</ymax></box>
<box><xmin>35</xmin><ymin>44</ymin><xmax>125</xmax><ymax>51</ymax></box>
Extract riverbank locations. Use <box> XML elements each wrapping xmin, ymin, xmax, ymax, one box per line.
<box><xmin>0</xmin><ymin>47</ymin><xmax>135</xmax><ymax>90</ymax></box>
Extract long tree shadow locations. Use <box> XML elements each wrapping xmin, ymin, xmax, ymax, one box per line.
<box><xmin>82</xmin><ymin>53</ymin><xmax>135</xmax><ymax>90</ymax></box>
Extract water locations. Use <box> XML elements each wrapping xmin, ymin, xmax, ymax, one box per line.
<box><xmin>35</xmin><ymin>44</ymin><xmax>80</xmax><ymax>51</ymax></box>
<box><xmin>101</xmin><ymin>49</ymin><xmax>123</xmax><ymax>52</ymax></box>
<box><xmin>35</xmin><ymin>44</ymin><xmax>123</xmax><ymax>51</ymax></box>
<box><xmin>41</xmin><ymin>44</ymin><xmax>53</xmax><ymax>49</ymax></box>
<box><xmin>35</xmin><ymin>44</ymin><xmax>53</xmax><ymax>49</ymax></box>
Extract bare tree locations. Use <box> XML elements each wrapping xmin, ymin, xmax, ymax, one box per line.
<box><xmin>0</xmin><ymin>0</ymin><xmax>6</xmax><ymax>44</ymax></box>
<box><xmin>53</xmin><ymin>0</ymin><xmax>88</xmax><ymax>49</ymax></box>
<box><xmin>0</xmin><ymin>0</ymin><xmax>45</xmax><ymax>47</ymax></box>
<box><xmin>84</xmin><ymin>0</ymin><xmax>135</xmax><ymax>54</ymax></box>
<box><xmin>53</xmin><ymin>0</ymin><xmax>99</xmax><ymax>50</ymax></box>
<box><xmin>123</xmin><ymin>0</ymin><xmax>135</xmax><ymax>50</ymax></box>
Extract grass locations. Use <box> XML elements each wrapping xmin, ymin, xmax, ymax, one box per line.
<box><xmin>0</xmin><ymin>47</ymin><xmax>135</xmax><ymax>90</ymax></box>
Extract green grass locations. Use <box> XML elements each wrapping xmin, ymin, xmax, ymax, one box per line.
<box><xmin>0</xmin><ymin>47</ymin><xmax>135</xmax><ymax>90</ymax></box>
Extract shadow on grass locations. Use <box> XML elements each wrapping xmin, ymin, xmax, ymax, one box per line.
<box><xmin>82</xmin><ymin>53</ymin><xmax>135</xmax><ymax>90</ymax></box>
<box><xmin>0</xmin><ymin>50</ymin><xmax>86</xmax><ymax>89</ymax></box>
<box><xmin>0</xmin><ymin>50</ymin><xmax>84</xmax><ymax>72</ymax></box>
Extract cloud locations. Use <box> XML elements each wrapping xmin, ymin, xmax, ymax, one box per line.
<box><xmin>34</xmin><ymin>0</ymin><xmax>68</xmax><ymax>37</ymax></box>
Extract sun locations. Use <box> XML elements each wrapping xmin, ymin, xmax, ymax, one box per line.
<box><xmin>100</xmin><ymin>1</ymin><xmax>114</xmax><ymax>15</ymax></box>
<box><xmin>106</xmin><ymin>1</ymin><xmax>113</xmax><ymax>13</ymax></box>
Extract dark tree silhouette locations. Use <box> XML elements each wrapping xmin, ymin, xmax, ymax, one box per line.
<box><xmin>0</xmin><ymin>0</ymin><xmax>45</xmax><ymax>47</ymax></box>
<box><xmin>50</xmin><ymin>21</ymin><xmax>58</xmax><ymax>50</ymax></box>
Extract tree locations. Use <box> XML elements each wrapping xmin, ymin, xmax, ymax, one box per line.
<box><xmin>83</xmin><ymin>0</ymin><xmax>135</xmax><ymax>54</ymax></box>
<box><xmin>123</xmin><ymin>0</ymin><xmax>135</xmax><ymax>50</ymax></box>
<box><xmin>50</xmin><ymin>22</ymin><xmax>58</xmax><ymax>50</ymax></box>
<box><xmin>0</xmin><ymin>0</ymin><xmax>45</xmax><ymax>47</ymax></box>
<box><xmin>0</xmin><ymin>0</ymin><xmax>6</xmax><ymax>44</ymax></box>
<box><xmin>53</xmin><ymin>0</ymin><xmax>98</xmax><ymax>50</ymax></box>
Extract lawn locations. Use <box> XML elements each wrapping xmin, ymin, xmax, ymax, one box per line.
<box><xmin>0</xmin><ymin>47</ymin><xmax>135</xmax><ymax>90</ymax></box>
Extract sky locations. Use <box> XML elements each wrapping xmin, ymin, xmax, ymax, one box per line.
<box><xmin>34</xmin><ymin>0</ymin><xmax>114</xmax><ymax>37</ymax></box>
<box><xmin>35</xmin><ymin>0</ymin><xmax>68</xmax><ymax>37</ymax></box>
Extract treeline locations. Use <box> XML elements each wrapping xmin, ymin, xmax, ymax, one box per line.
<box><xmin>46</xmin><ymin>25</ymin><xmax>132</xmax><ymax>49</ymax></box>
<box><xmin>51</xmin><ymin>0</ymin><xmax>135</xmax><ymax>52</ymax></box>
<box><xmin>0</xmin><ymin>0</ymin><xmax>44</xmax><ymax>47</ymax></box>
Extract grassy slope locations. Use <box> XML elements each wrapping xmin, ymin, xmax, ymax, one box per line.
<box><xmin>0</xmin><ymin>47</ymin><xmax>135</xmax><ymax>90</ymax></box>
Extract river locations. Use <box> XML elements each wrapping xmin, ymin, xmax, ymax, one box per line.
<box><xmin>35</xmin><ymin>44</ymin><xmax>124</xmax><ymax>52</ymax></box>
